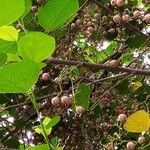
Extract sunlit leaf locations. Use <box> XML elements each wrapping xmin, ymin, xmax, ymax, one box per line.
<box><xmin>124</xmin><ymin>110</ymin><xmax>150</xmax><ymax>133</ymax></box>
<box><xmin>0</xmin><ymin>0</ymin><xmax>25</xmax><ymax>27</ymax></box>
<box><xmin>0</xmin><ymin>26</ymin><xmax>18</xmax><ymax>41</ymax></box>
<box><xmin>38</xmin><ymin>0</ymin><xmax>79</xmax><ymax>31</ymax></box>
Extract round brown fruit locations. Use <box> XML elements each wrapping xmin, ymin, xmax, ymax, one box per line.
<box><xmin>76</xmin><ymin>106</ymin><xmax>85</xmax><ymax>114</ymax></box>
<box><xmin>116</xmin><ymin>0</ymin><xmax>125</xmax><ymax>7</ymax></box>
<box><xmin>109</xmin><ymin>60</ymin><xmax>119</xmax><ymax>68</ymax></box>
<box><xmin>127</xmin><ymin>142</ymin><xmax>136</xmax><ymax>150</ymax></box>
<box><xmin>51</xmin><ymin>97</ymin><xmax>60</xmax><ymax>106</ymax></box>
<box><xmin>111</xmin><ymin>0</ymin><xmax>117</xmax><ymax>6</ymax></box>
<box><xmin>133</xmin><ymin>10</ymin><xmax>141</xmax><ymax>19</ymax></box>
<box><xmin>138</xmin><ymin>136</ymin><xmax>146</xmax><ymax>144</ymax></box>
<box><xmin>42</xmin><ymin>73</ymin><xmax>50</xmax><ymax>81</ymax></box>
<box><xmin>144</xmin><ymin>13</ymin><xmax>150</xmax><ymax>23</ymax></box>
<box><xmin>117</xmin><ymin>113</ymin><xmax>127</xmax><ymax>124</ymax></box>
<box><xmin>113</xmin><ymin>14</ymin><xmax>122</xmax><ymax>23</ymax></box>
<box><xmin>61</xmin><ymin>96</ymin><xmax>72</xmax><ymax>105</ymax></box>
<box><xmin>122</xmin><ymin>14</ymin><xmax>130</xmax><ymax>23</ymax></box>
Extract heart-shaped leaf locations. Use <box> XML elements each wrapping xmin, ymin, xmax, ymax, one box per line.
<box><xmin>0</xmin><ymin>60</ymin><xmax>43</xmax><ymax>93</ymax></box>
<box><xmin>18</xmin><ymin>32</ymin><xmax>55</xmax><ymax>62</ymax></box>
<box><xmin>38</xmin><ymin>0</ymin><xmax>79</xmax><ymax>31</ymax></box>
<box><xmin>0</xmin><ymin>0</ymin><xmax>25</xmax><ymax>27</ymax></box>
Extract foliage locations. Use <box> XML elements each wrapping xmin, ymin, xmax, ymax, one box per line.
<box><xmin>0</xmin><ymin>0</ymin><xmax>150</xmax><ymax>150</ymax></box>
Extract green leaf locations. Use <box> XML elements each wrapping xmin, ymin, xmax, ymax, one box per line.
<box><xmin>0</xmin><ymin>53</ymin><xmax>7</xmax><ymax>67</ymax></box>
<box><xmin>0</xmin><ymin>60</ymin><xmax>43</xmax><ymax>93</ymax></box>
<box><xmin>0</xmin><ymin>39</ymin><xmax>18</xmax><ymax>54</ymax></box>
<box><xmin>21</xmin><ymin>0</ymin><xmax>32</xmax><ymax>19</ymax></box>
<box><xmin>18</xmin><ymin>32</ymin><xmax>55</xmax><ymax>62</ymax></box>
<box><xmin>7</xmin><ymin>53</ymin><xmax>21</xmax><ymax>62</ymax></box>
<box><xmin>57</xmin><ymin>147</ymin><xmax>63</xmax><ymax>150</ymax></box>
<box><xmin>0</xmin><ymin>0</ymin><xmax>25</xmax><ymax>27</ymax></box>
<box><xmin>126</xmin><ymin>33</ymin><xmax>147</xmax><ymax>48</ymax></box>
<box><xmin>26</xmin><ymin>144</ymin><xmax>49</xmax><ymax>150</ymax></box>
<box><xmin>74</xmin><ymin>83</ymin><xmax>91</xmax><ymax>110</ymax></box>
<box><xmin>38</xmin><ymin>0</ymin><xmax>79</xmax><ymax>31</ymax></box>
<box><xmin>143</xmin><ymin>144</ymin><xmax>150</xmax><ymax>150</ymax></box>
<box><xmin>0</xmin><ymin>26</ymin><xmax>18</xmax><ymax>41</ymax></box>
<box><xmin>46</xmin><ymin>116</ymin><xmax>60</xmax><ymax>128</ymax></box>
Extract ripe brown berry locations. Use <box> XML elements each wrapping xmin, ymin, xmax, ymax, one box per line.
<box><xmin>76</xmin><ymin>19</ymin><xmax>82</xmax><ymax>26</ymax></box>
<box><xmin>37</xmin><ymin>0</ymin><xmax>46</xmax><ymax>5</ymax></box>
<box><xmin>61</xmin><ymin>96</ymin><xmax>72</xmax><ymax>105</ymax></box>
<box><xmin>51</xmin><ymin>97</ymin><xmax>60</xmax><ymax>106</ymax></box>
<box><xmin>76</xmin><ymin>106</ymin><xmax>85</xmax><ymax>114</ymax></box>
<box><xmin>127</xmin><ymin>142</ymin><xmax>136</xmax><ymax>150</ymax></box>
<box><xmin>138</xmin><ymin>136</ymin><xmax>146</xmax><ymax>144</ymax></box>
<box><xmin>109</xmin><ymin>60</ymin><xmax>119</xmax><ymax>68</ymax></box>
<box><xmin>31</xmin><ymin>6</ymin><xmax>38</xmax><ymax>13</ymax></box>
<box><xmin>42</xmin><ymin>73</ymin><xmax>50</xmax><ymax>81</ymax></box>
<box><xmin>71</xmin><ymin>23</ymin><xmax>76</xmax><ymax>29</ymax></box>
<box><xmin>143</xmin><ymin>13</ymin><xmax>150</xmax><ymax>23</ymax></box>
<box><xmin>87</xmin><ymin>26</ymin><xmax>94</xmax><ymax>33</ymax></box>
<box><xmin>117</xmin><ymin>113</ymin><xmax>127</xmax><ymax>123</ymax></box>
<box><xmin>113</xmin><ymin>14</ymin><xmax>122</xmax><ymax>23</ymax></box>
<box><xmin>116</xmin><ymin>0</ymin><xmax>125</xmax><ymax>7</ymax></box>
<box><xmin>133</xmin><ymin>10</ymin><xmax>141</xmax><ymax>19</ymax></box>
<box><xmin>111</xmin><ymin>0</ymin><xmax>117</xmax><ymax>6</ymax></box>
<box><xmin>122</xmin><ymin>14</ymin><xmax>131</xmax><ymax>23</ymax></box>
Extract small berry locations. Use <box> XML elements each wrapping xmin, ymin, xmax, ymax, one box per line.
<box><xmin>109</xmin><ymin>60</ymin><xmax>119</xmax><ymax>68</ymax></box>
<box><xmin>133</xmin><ymin>10</ymin><xmax>141</xmax><ymax>19</ymax></box>
<box><xmin>76</xmin><ymin>19</ymin><xmax>82</xmax><ymax>26</ymax></box>
<box><xmin>113</xmin><ymin>14</ymin><xmax>122</xmax><ymax>23</ymax></box>
<box><xmin>123</xmin><ymin>14</ymin><xmax>131</xmax><ymax>23</ymax></box>
<box><xmin>138</xmin><ymin>136</ymin><xmax>146</xmax><ymax>144</ymax></box>
<box><xmin>143</xmin><ymin>13</ymin><xmax>150</xmax><ymax>23</ymax></box>
<box><xmin>61</xmin><ymin>96</ymin><xmax>72</xmax><ymax>105</ymax></box>
<box><xmin>31</xmin><ymin>6</ymin><xmax>38</xmax><ymax>13</ymax></box>
<box><xmin>116</xmin><ymin>0</ymin><xmax>125</xmax><ymax>7</ymax></box>
<box><xmin>117</xmin><ymin>113</ymin><xmax>127</xmax><ymax>123</ymax></box>
<box><xmin>127</xmin><ymin>142</ymin><xmax>136</xmax><ymax>150</ymax></box>
<box><xmin>71</xmin><ymin>23</ymin><xmax>76</xmax><ymax>29</ymax></box>
<box><xmin>87</xmin><ymin>26</ymin><xmax>94</xmax><ymax>33</ymax></box>
<box><xmin>76</xmin><ymin>106</ymin><xmax>85</xmax><ymax>114</ymax></box>
<box><xmin>108</xmin><ymin>143</ymin><xmax>114</xmax><ymax>150</ymax></box>
<box><xmin>37</xmin><ymin>0</ymin><xmax>46</xmax><ymax>5</ymax></box>
<box><xmin>42</xmin><ymin>73</ymin><xmax>50</xmax><ymax>81</ymax></box>
<box><xmin>51</xmin><ymin>97</ymin><xmax>60</xmax><ymax>106</ymax></box>
<box><xmin>111</xmin><ymin>0</ymin><xmax>117</xmax><ymax>6</ymax></box>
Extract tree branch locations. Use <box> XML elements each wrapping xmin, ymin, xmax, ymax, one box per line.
<box><xmin>46</xmin><ymin>58</ymin><xmax>150</xmax><ymax>76</ymax></box>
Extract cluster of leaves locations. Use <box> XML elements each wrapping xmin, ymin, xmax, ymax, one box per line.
<box><xmin>0</xmin><ymin>0</ymin><xmax>150</xmax><ymax>150</ymax></box>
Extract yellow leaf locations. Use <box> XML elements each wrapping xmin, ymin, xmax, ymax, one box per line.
<box><xmin>0</xmin><ymin>26</ymin><xmax>18</xmax><ymax>41</ymax></box>
<box><xmin>124</xmin><ymin>110</ymin><xmax>150</xmax><ymax>133</ymax></box>
<box><xmin>129</xmin><ymin>81</ymin><xmax>142</xmax><ymax>91</ymax></box>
